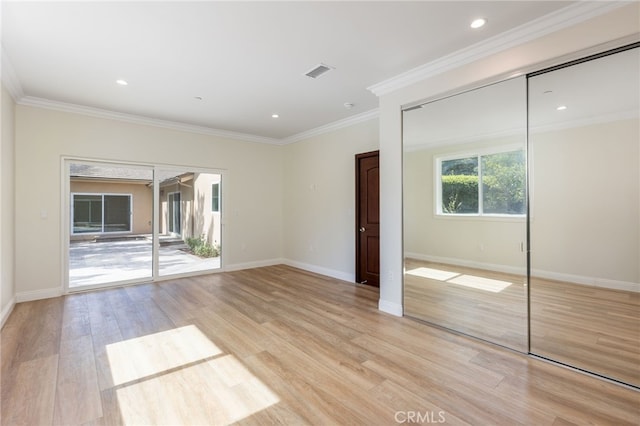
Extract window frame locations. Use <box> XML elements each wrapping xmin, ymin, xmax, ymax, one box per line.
<box><xmin>71</xmin><ymin>192</ymin><xmax>133</xmax><ymax>235</ymax></box>
<box><xmin>211</xmin><ymin>182</ymin><xmax>220</xmax><ymax>213</ymax></box>
<box><xmin>434</xmin><ymin>144</ymin><xmax>526</xmax><ymax>219</ymax></box>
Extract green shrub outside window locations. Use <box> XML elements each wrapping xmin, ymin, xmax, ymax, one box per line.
<box><xmin>440</xmin><ymin>150</ymin><xmax>525</xmax><ymax>216</ymax></box>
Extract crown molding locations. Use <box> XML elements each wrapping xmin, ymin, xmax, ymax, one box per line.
<box><xmin>529</xmin><ymin>108</ymin><xmax>638</xmax><ymax>135</ymax></box>
<box><xmin>17</xmin><ymin>95</ymin><xmax>379</xmax><ymax>146</ymax></box>
<box><xmin>16</xmin><ymin>96</ymin><xmax>378</xmax><ymax>145</ymax></box>
<box><xmin>404</xmin><ymin>127</ymin><xmax>525</xmax><ymax>153</ymax></box>
<box><xmin>17</xmin><ymin>96</ymin><xmax>284</xmax><ymax>145</ymax></box>
<box><xmin>1</xmin><ymin>47</ymin><xmax>24</xmax><ymax>101</ymax></box>
<box><xmin>405</xmin><ymin>109</ymin><xmax>638</xmax><ymax>153</ymax></box>
<box><xmin>367</xmin><ymin>1</ymin><xmax>630</xmax><ymax>97</ymax></box>
<box><xmin>281</xmin><ymin>108</ymin><xmax>379</xmax><ymax>144</ymax></box>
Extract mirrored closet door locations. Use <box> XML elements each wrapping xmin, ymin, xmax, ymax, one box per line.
<box><xmin>403</xmin><ymin>77</ymin><xmax>529</xmax><ymax>353</ymax></box>
<box><xmin>528</xmin><ymin>46</ymin><xmax>640</xmax><ymax>387</ymax></box>
<box><xmin>403</xmin><ymin>44</ymin><xmax>639</xmax><ymax>388</ymax></box>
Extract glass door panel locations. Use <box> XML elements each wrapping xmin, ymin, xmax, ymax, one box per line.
<box><xmin>402</xmin><ymin>77</ymin><xmax>529</xmax><ymax>352</ymax></box>
<box><xmin>157</xmin><ymin>169</ymin><xmax>222</xmax><ymax>276</ymax></box>
<box><xmin>68</xmin><ymin>161</ymin><xmax>153</xmax><ymax>288</ymax></box>
<box><xmin>528</xmin><ymin>46</ymin><xmax>640</xmax><ymax>387</ymax></box>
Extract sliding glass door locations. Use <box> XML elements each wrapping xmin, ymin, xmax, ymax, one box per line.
<box><xmin>68</xmin><ymin>161</ymin><xmax>154</xmax><ymax>288</ymax></box>
<box><xmin>157</xmin><ymin>168</ymin><xmax>222</xmax><ymax>277</ymax></box>
<box><xmin>73</xmin><ymin>194</ymin><xmax>132</xmax><ymax>233</ymax></box>
<box><xmin>66</xmin><ymin>160</ymin><xmax>222</xmax><ymax>291</ymax></box>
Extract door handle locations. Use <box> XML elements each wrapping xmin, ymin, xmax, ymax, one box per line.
<box><xmin>359</xmin><ymin>227</ymin><xmax>365</xmax><ymax>232</ymax></box>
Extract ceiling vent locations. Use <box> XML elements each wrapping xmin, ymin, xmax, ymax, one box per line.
<box><xmin>305</xmin><ymin>63</ymin><xmax>333</xmax><ymax>79</ymax></box>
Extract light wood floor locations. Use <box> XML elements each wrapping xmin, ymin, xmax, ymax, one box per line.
<box><xmin>404</xmin><ymin>258</ymin><xmax>640</xmax><ymax>388</ymax></box>
<box><xmin>1</xmin><ymin>265</ymin><xmax>639</xmax><ymax>425</ymax></box>
<box><xmin>404</xmin><ymin>259</ymin><xmax>528</xmax><ymax>352</ymax></box>
<box><xmin>530</xmin><ymin>276</ymin><xmax>640</xmax><ymax>387</ymax></box>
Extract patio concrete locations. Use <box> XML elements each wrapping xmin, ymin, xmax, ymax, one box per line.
<box><xmin>69</xmin><ymin>239</ymin><xmax>220</xmax><ymax>287</ymax></box>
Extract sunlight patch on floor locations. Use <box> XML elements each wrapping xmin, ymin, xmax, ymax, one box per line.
<box><xmin>449</xmin><ymin>275</ymin><xmax>512</xmax><ymax>293</ymax></box>
<box><xmin>406</xmin><ymin>267</ymin><xmax>460</xmax><ymax>281</ymax></box>
<box><xmin>106</xmin><ymin>325</ymin><xmax>222</xmax><ymax>386</ymax></box>
<box><xmin>406</xmin><ymin>266</ymin><xmax>512</xmax><ymax>293</ymax></box>
<box><xmin>106</xmin><ymin>325</ymin><xmax>279</xmax><ymax>424</ymax></box>
<box><xmin>115</xmin><ymin>354</ymin><xmax>279</xmax><ymax>425</ymax></box>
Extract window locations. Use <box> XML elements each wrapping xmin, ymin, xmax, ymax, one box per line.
<box><xmin>436</xmin><ymin>149</ymin><xmax>525</xmax><ymax>216</ymax></box>
<box><xmin>211</xmin><ymin>183</ymin><xmax>220</xmax><ymax>212</ymax></box>
<box><xmin>72</xmin><ymin>193</ymin><xmax>132</xmax><ymax>233</ymax></box>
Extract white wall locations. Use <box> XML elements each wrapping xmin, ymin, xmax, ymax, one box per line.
<box><xmin>403</xmin><ymin>119</ymin><xmax>639</xmax><ymax>290</ymax></box>
<box><xmin>14</xmin><ymin>105</ymin><xmax>283</xmax><ymax>300</ymax></box>
<box><xmin>12</xmin><ymin>105</ymin><xmax>377</xmax><ymax>302</ymax></box>
<box><xmin>378</xmin><ymin>4</ymin><xmax>640</xmax><ymax>315</ymax></box>
<box><xmin>282</xmin><ymin>118</ymin><xmax>379</xmax><ymax>281</ymax></box>
<box><xmin>5</xmin><ymin>4</ymin><xmax>639</xmax><ymax>315</ymax></box>
<box><xmin>530</xmin><ymin>119</ymin><xmax>639</xmax><ymax>287</ymax></box>
<box><xmin>1</xmin><ymin>84</ymin><xmax>16</xmax><ymax>325</ymax></box>
<box><xmin>404</xmin><ymin>136</ymin><xmax>527</xmax><ymax>274</ymax></box>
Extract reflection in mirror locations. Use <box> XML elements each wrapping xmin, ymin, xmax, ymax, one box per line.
<box><xmin>403</xmin><ymin>77</ymin><xmax>528</xmax><ymax>352</ymax></box>
<box><xmin>528</xmin><ymin>47</ymin><xmax>640</xmax><ymax>387</ymax></box>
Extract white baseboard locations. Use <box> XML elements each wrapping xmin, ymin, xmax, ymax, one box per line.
<box><xmin>405</xmin><ymin>252</ymin><xmax>639</xmax><ymax>293</ymax></box>
<box><xmin>282</xmin><ymin>259</ymin><xmax>355</xmax><ymax>283</ymax></box>
<box><xmin>378</xmin><ymin>299</ymin><xmax>403</xmax><ymax>317</ymax></box>
<box><xmin>280</xmin><ymin>260</ymin><xmax>405</xmax><ymax>317</ymax></box>
<box><xmin>530</xmin><ymin>269</ymin><xmax>639</xmax><ymax>293</ymax></box>
<box><xmin>1</xmin><ymin>297</ymin><xmax>16</xmax><ymax>328</ymax></box>
<box><xmin>225</xmin><ymin>258</ymin><xmax>284</xmax><ymax>272</ymax></box>
<box><xmin>16</xmin><ymin>287</ymin><xmax>63</xmax><ymax>303</ymax></box>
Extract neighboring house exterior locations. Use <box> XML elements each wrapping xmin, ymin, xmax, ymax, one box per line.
<box><xmin>159</xmin><ymin>172</ymin><xmax>221</xmax><ymax>247</ymax></box>
<box><xmin>70</xmin><ymin>164</ymin><xmax>221</xmax><ymax>246</ymax></box>
<box><xmin>70</xmin><ymin>164</ymin><xmax>153</xmax><ymax>241</ymax></box>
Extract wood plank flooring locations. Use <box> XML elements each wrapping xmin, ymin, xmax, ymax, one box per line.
<box><xmin>530</xmin><ymin>276</ymin><xmax>640</xmax><ymax>387</ymax></box>
<box><xmin>404</xmin><ymin>258</ymin><xmax>640</xmax><ymax>388</ymax></box>
<box><xmin>404</xmin><ymin>259</ymin><xmax>528</xmax><ymax>352</ymax></box>
<box><xmin>1</xmin><ymin>265</ymin><xmax>638</xmax><ymax>425</ymax></box>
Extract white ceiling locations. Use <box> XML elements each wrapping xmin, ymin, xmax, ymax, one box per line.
<box><xmin>2</xmin><ymin>1</ymin><xmax>589</xmax><ymax>143</ymax></box>
<box><xmin>403</xmin><ymin>46</ymin><xmax>640</xmax><ymax>150</ymax></box>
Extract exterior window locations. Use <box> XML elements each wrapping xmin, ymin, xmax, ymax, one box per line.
<box><xmin>437</xmin><ymin>149</ymin><xmax>525</xmax><ymax>216</ymax></box>
<box><xmin>72</xmin><ymin>193</ymin><xmax>132</xmax><ymax>233</ymax></box>
<box><xmin>211</xmin><ymin>183</ymin><xmax>220</xmax><ymax>212</ymax></box>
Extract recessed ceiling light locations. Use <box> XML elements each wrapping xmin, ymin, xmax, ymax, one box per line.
<box><xmin>272</xmin><ymin>114</ymin><xmax>279</xmax><ymax>118</ymax></box>
<box><xmin>470</xmin><ymin>18</ymin><xmax>487</xmax><ymax>29</ymax></box>
<box><xmin>116</xmin><ymin>79</ymin><xmax>128</xmax><ymax>86</ymax></box>
<box><xmin>557</xmin><ymin>105</ymin><xmax>567</xmax><ymax>111</ymax></box>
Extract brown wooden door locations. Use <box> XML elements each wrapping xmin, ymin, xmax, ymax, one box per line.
<box><xmin>355</xmin><ymin>151</ymin><xmax>380</xmax><ymax>287</ymax></box>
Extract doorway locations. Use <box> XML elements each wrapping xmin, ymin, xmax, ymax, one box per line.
<box><xmin>355</xmin><ymin>150</ymin><xmax>380</xmax><ymax>287</ymax></box>
<box><xmin>157</xmin><ymin>168</ymin><xmax>222</xmax><ymax>277</ymax></box>
<box><xmin>67</xmin><ymin>161</ymin><xmax>153</xmax><ymax>288</ymax></box>
<box><xmin>168</xmin><ymin>191</ymin><xmax>181</xmax><ymax>236</ymax></box>
<box><xmin>66</xmin><ymin>160</ymin><xmax>223</xmax><ymax>291</ymax></box>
